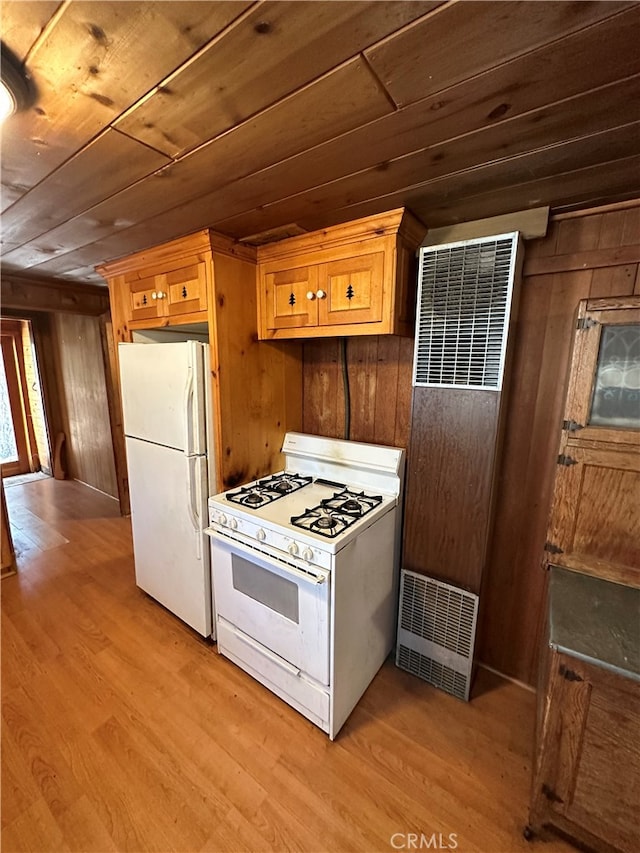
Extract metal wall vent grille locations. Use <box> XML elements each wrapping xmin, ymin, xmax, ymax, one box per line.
<box><xmin>396</xmin><ymin>570</ymin><xmax>479</xmax><ymax>701</ymax></box>
<box><xmin>413</xmin><ymin>233</ymin><xmax>519</xmax><ymax>390</ymax></box>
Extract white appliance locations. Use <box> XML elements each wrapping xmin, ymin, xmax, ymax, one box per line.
<box><xmin>206</xmin><ymin>432</ymin><xmax>405</xmax><ymax>739</ymax></box>
<box><xmin>119</xmin><ymin>341</ymin><xmax>215</xmax><ymax>637</ymax></box>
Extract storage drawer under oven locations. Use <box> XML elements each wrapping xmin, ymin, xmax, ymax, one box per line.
<box><xmin>217</xmin><ymin>617</ymin><xmax>330</xmax><ymax>732</ymax></box>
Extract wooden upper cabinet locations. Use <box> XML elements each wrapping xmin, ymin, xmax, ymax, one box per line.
<box><xmin>257</xmin><ymin>209</ymin><xmax>426</xmax><ymax>339</ymax></box>
<box><xmin>546</xmin><ymin>297</ymin><xmax>640</xmax><ymax>587</ymax></box>
<box><xmin>99</xmin><ymin>236</ymin><xmax>211</xmax><ymax>331</ymax></box>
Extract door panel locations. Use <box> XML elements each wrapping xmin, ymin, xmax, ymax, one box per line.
<box><xmin>318</xmin><ymin>252</ymin><xmax>384</xmax><ymax>325</ymax></box>
<box><xmin>546</xmin><ymin>297</ymin><xmax>640</xmax><ymax>588</ymax></box>
<box><xmin>0</xmin><ymin>330</ymin><xmax>32</xmax><ymax>477</ymax></box>
<box><xmin>264</xmin><ymin>266</ymin><xmax>318</xmax><ymax>330</ymax></box>
<box><xmin>126</xmin><ymin>436</ymin><xmax>211</xmax><ymax>636</ymax></box>
<box><xmin>118</xmin><ymin>341</ymin><xmax>206</xmax><ymax>453</ymax></box>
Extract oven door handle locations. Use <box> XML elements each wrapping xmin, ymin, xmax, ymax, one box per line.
<box><xmin>206</xmin><ymin>527</ymin><xmax>329</xmax><ymax>586</ymax></box>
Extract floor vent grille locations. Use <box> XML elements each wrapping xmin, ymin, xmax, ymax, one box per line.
<box><xmin>396</xmin><ymin>570</ymin><xmax>479</xmax><ymax>701</ymax></box>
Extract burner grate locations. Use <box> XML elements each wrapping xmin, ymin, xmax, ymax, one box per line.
<box><xmin>291</xmin><ymin>488</ymin><xmax>383</xmax><ymax>537</ymax></box>
<box><xmin>226</xmin><ymin>472</ymin><xmax>312</xmax><ymax>508</ymax></box>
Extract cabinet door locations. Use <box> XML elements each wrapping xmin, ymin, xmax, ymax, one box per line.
<box><xmin>548</xmin><ymin>446</ymin><xmax>640</xmax><ymax>586</ymax></box>
<box><xmin>264</xmin><ymin>266</ymin><xmax>318</xmax><ymax>330</ymax></box>
<box><xmin>165</xmin><ymin>262</ymin><xmax>208</xmax><ymax>317</ymax></box>
<box><xmin>564</xmin><ymin>301</ymin><xmax>640</xmax><ymax>446</ymax></box>
<box><xmin>533</xmin><ymin>654</ymin><xmax>640</xmax><ymax>853</ymax></box>
<box><xmin>545</xmin><ymin>297</ymin><xmax>640</xmax><ymax>587</ymax></box>
<box><xmin>317</xmin><ymin>252</ymin><xmax>384</xmax><ymax>326</ymax></box>
<box><xmin>128</xmin><ymin>274</ymin><xmax>163</xmax><ymax>323</ymax></box>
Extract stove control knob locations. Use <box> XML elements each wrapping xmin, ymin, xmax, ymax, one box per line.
<box><xmin>256</xmin><ymin>528</ymin><xmax>266</xmax><ymax>541</ymax></box>
<box><xmin>288</xmin><ymin>542</ymin><xmax>299</xmax><ymax>557</ymax></box>
<box><xmin>228</xmin><ymin>517</ymin><xmax>238</xmax><ymax>530</ymax></box>
<box><xmin>302</xmin><ymin>547</ymin><xmax>313</xmax><ymax>562</ymax></box>
<box><xmin>218</xmin><ymin>512</ymin><xmax>227</xmax><ymax>526</ymax></box>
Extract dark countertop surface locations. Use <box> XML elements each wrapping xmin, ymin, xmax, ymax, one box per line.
<box><xmin>549</xmin><ymin>567</ymin><xmax>640</xmax><ymax>681</ymax></box>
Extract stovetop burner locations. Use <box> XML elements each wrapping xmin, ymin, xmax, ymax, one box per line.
<box><xmin>291</xmin><ymin>488</ymin><xmax>383</xmax><ymax>538</ymax></box>
<box><xmin>226</xmin><ymin>472</ymin><xmax>312</xmax><ymax>508</ymax></box>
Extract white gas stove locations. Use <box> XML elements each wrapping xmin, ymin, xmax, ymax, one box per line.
<box><xmin>206</xmin><ymin>432</ymin><xmax>405</xmax><ymax>739</ymax></box>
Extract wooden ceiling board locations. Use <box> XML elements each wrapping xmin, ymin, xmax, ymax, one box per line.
<box><xmin>23</xmin><ymin>118</ymin><xmax>638</xmax><ymax>282</ymax></box>
<box><xmin>364</xmin><ymin>1</ymin><xmax>635</xmax><ymax>108</ymax></box>
<box><xmin>209</xmin><ymin>123</ymin><xmax>640</xmax><ymax>236</ymax></box>
<box><xmin>0</xmin><ymin>55</ymin><xmax>394</xmax><ymax>270</ymax></box>
<box><xmin>113</xmin><ymin>0</ymin><xmax>439</xmax><ymax>157</ymax></box>
<box><xmin>409</xmin><ymin>157</ymin><xmax>640</xmax><ymax>227</ymax></box>
<box><xmin>0</xmin><ymin>0</ymin><xmax>638</xmax><ymax>286</ymax></box>
<box><xmin>0</xmin><ymin>1</ymin><xmax>252</xmax><ymax>200</ymax></box>
<box><xmin>12</xmin><ymin>23</ymin><xmax>638</xmax><ymax>278</ymax></box>
<box><xmin>0</xmin><ymin>129</ymin><xmax>171</xmax><ymax>251</ymax></box>
<box><xmin>0</xmin><ymin>1</ymin><xmax>63</xmax><ymax>59</ymax></box>
<box><xmin>168</xmin><ymin>74</ymin><xmax>640</xmax><ymax>237</ymax></box>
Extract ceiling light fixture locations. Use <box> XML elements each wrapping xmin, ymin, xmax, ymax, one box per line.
<box><xmin>0</xmin><ymin>43</ymin><xmax>35</xmax><ymax>123</ymax></box>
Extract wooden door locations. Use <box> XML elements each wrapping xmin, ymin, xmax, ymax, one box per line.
<box><xmin>0</xmin><ymin>324</ymin><xmax>34</xmax><ymax>477</ymax></box>
<box><xmin>263</xmin><ymin>265</ymin><xmax>318</xmax><ymax>331</ymax></box>
<box><xmin>546</xmin><ymin>297</ymin><xmax>640</xmax><ymax>587</ymax></box>
<box><xmin>317</xmin><ymin>252</ymin><xmax>384</xmax><ymax>326</ymax></box>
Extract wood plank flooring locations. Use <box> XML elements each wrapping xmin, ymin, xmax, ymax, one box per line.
<box><xmin>2</xmin><ymin>478</ymin><xmax>575</xmax><ymax>853</ymax></box>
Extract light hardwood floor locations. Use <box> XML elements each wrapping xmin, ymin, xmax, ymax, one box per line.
<box><xmin>1</xmin><ymin>478</ymin><xmax>575</xmax><ymax>853</ymax></box>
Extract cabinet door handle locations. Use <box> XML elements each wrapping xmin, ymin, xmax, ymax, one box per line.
<box><xmin>306</xmin><ymin>291</ymin><xmax>316</xmax><ymax>301</ymax></box>
<box><xmin>316</xmin><ymin>289</ymin><xmax>327</xmax><ymax>299</ymax></box>
<box><xmin>157</xmin><ymin>291</ymin><xmax>166</xmax><ymax>300</ymax></box>
<box><xmin>151</xmin><ymin>291</ymin><xmax>158</xmax><ymax>300</ymax></box>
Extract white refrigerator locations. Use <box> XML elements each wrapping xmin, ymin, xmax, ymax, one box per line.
<box><xmin>118</xmin><ymin>341</ymin><xmax>215</xmax><ymax>637</ymax></box>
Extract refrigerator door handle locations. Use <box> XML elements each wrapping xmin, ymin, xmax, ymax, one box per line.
<box><xmin>184</xmin><ymin>367</ymin><xmax>194</xmax><ymax>456</ymax></box>
<box><xmin>187</xmin><ymin>457</ymin><xmax>202</xmax><ymax>560</ymax></box>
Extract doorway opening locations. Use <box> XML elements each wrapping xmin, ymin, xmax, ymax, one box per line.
<box><xmin>0</xmin><ymin>318</ymin><xmax>51</xmax><ymax>480</ymax></box>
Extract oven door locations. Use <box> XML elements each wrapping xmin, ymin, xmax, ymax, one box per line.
<box><xmin>211</xmin><ymin>534</ymin><xmax>331</xmax><ymax>685</ymax></box>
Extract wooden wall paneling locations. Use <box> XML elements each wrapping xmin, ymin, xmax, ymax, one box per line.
<box><xmin>371</xmin><ymin>336</ymin><xmax>401</xmax><ymax>448</ymax></box>
<box><xmin>478</xmin><ymin>203</ymin><xmax>640</xmax><ymax>684</ymax></box>
<box><xmin>27</xmin><ymin>313</ymin><xmax>65</xmax><ymax>456</ymax></box>
<box><xmin>393</xmin><ymin>338</ymin><xmax>415</xmax><ymax>451</ymax></box>
<box><xmin>347</xmin><ymin>337</ymin><xmax>379</xmax><ymax>444</ymax></box>
<box><xmin>113</xmin><ymin>1</ymin><xmax>437</xmax><ymax>157</ymax></box>
<box><xmin>0</xmin><ymin>1</ymin><xmax>252</xmax><ymax>192</ymax></box>
<box><xmin>478</xmin><ymin>269</ymin><xmax>595</xmax><ymax>682</ymax></box>
<box><xmin>590</xmin><ymin>265</ymin><xmax>638</xmax><ymax>297</ymax></box>
<box><xmin>99</xmin><ymin>315</ymin><xmax>129</xmax><ymax>515</ymax></box>
<box><xmin>403</xmin><ymin>388</ymin><xmax>502</xmax><ymax>594</ymax></box>
<box><xmin>0</xmin><ymin>276</ymin><xmax>110</xmax><ymax>316</ymax></box>
<box><xmin>301</xmin><ymin>340</ymin><xmax>342</xmax><ymax>440</ymax></box>
<box><xmin>51</xmin><ymin>314</ymin><xmax>118</xmax><ymax>498</ymax></box>
<box><xmin>364</xmin><ymin>2</ymin><xmax>631</xmax><ymax>108</ymax></box>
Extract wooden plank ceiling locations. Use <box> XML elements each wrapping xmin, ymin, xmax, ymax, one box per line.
<box><xmin>1</xmin><ymin>0</ymin><xmax>639</xmax><ymax>286</ymax></box>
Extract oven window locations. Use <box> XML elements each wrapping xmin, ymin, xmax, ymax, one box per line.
<box><xmin>231</xmin><ymin>554</ymin><xmax>299</xmax><ymax>623</ymax></box>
